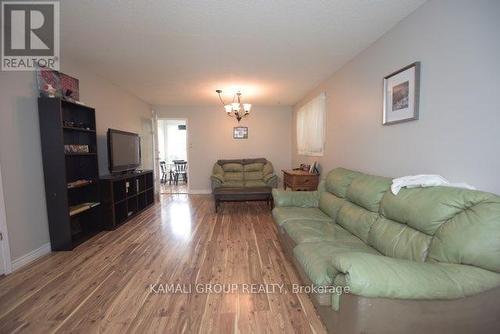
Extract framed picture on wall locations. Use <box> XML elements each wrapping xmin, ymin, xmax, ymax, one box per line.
<box><xmin>233</xmin><ymin>126</ymin><xmax>248</xmax><ymax>139</ymax></box>
<box><xmin>383</xmin><ymin>62</ymin><xmax>420</xmax><ymax>125</ymax></box>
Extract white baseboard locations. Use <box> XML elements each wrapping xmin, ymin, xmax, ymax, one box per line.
<box><xmin>189</xmin><ymin>189</ymin><xmax>212</xmax><ymax>194</ymax></box>
<box><xmin>11</xmin><ymin>242</ymin><xmax>51</xmax><ymax>272</ymax></box>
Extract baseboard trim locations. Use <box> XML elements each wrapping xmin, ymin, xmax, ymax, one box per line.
<box><xmin>11</xmin><ymin>242</ymin><xmax>51</xmax><ymax>272</ymax></box>
<box><xmin>189</xmin><ymin>189</ymin><xmax>212</xmax><ymax>194</ymax></box>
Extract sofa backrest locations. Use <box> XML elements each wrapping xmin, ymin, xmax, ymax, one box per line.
<box><xmin>318</xmin><ymin>168</ymin><xmax>358</xmax><ymax>221</ymax></box>
<box><xmin>217</xmin><ymin>158</ymin><xmax>268</xmax><ymax>165</ymax></box>
<box><xmin>336</xmin><ymin>173</ymin><xmax>391</xmax><ymax>243</ymax></box>
<box><xmin>319</xmin><ymin>168</ymin><xmax>391</xmax><ymax>243</ymax></box>
<box><xmin>320</xmin><ymin>167</ymin><xmax>500</xmax><ymax>273</ymax></box>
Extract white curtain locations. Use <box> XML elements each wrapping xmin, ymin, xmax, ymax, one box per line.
<box><xmin>296</xmin><ymin>92</ymin><xmax>326</xmax><ymax>156</ymax></box>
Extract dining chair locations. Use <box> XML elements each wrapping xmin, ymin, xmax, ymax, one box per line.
<box><xmin>159</xmin><ymin>161</ymin><xmax>167</xmax><ymax>183</ymax></box>
<box><xmin>173</xmin><ymin>160</ymin><xmax>188</xmax><ymax>185</ymax></box>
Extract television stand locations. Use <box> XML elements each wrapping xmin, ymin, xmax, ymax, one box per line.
<box><xmin>100</xmin><ymin>170</ymin><xmax>154</xmax><ymax>230</ymax></box>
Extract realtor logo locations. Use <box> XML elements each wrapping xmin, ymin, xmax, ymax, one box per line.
<box><xmin>1</xmin><ymin>1</ymin><xmax>59</xmax><ymax>71</ymax></box>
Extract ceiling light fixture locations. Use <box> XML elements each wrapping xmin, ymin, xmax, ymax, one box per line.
<box><xmin>216</xmin><ymin>89</ymin><xmax>251</xmax><ymax>122</ymax></box>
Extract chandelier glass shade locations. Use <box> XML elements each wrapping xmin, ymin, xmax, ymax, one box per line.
<box><xmin>216</xmin><ymin>89</ymin><xmax>251</xmax><ymax>122</ymax></box>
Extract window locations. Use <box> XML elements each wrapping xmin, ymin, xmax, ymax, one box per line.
<box><xmin>296</xmin><ymin>92</ymin><xmax>326</xmax><ymax>156</ymax></box>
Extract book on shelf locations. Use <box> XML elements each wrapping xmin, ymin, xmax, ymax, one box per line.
<box><xmin>69</xmin><ymin>202</ymin><xmax>100</xmax><ymax>217</ymax></box>
<box><xmin>67</xmin><ymin>179</ymin><xmax>94</xmax><ymax>189</ymax></box>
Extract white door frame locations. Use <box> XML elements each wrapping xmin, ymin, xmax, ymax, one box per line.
<box><xmin>152</xmin><ymin>110</ymin><xmax>160</xmax><ymax>199</ymax></box>
<box><xmin>155</xmin><ymin>117</ymin><xmax>190</xmax><ymax>194</ymax></box>
<box><xmin>0</xmin><ymin>163</ymin><xmax>12</xmax><ymax>275</ymax></box>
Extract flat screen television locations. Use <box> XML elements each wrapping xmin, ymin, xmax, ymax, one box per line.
<box><xmin>107</xmin><ymin>129</ymin><xmax>141</xmax><ymax>173</ymax></box>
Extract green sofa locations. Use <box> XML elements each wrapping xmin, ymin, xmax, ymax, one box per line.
<box><xmin>272</xmin><ymin>167</ymin><xmax>500</xmax><ymax>334</ymax></box>
<box><xmin>211</xmin><ymin>158</ymin><xmax>278</xmax><ymax>189</ymax></box>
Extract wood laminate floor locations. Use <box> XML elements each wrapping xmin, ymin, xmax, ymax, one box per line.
<box><xmin>0</xmin><ymin>195</ymin><xmax>326</xmax><ymax>334</ymax></box>
<box><xmin>160</xmin><ymin>183</ymin><xmax>188</xmax><ymax>194</ymax></box>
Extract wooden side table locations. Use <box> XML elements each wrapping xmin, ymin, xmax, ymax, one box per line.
<box><xmin>282</xmin><ymin>170</ymin><xmax>320</xmax><ymax>191</ymax></box>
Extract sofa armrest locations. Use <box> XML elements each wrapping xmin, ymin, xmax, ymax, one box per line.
<box><xmin>264</xmin><ymin>174</ymin><xmax>278</xmax><ymax>188</ymax></box>
<box><xmin>272</xmin><ymin>189</ymin><xmax>320</xmax><ymax>207</ymax></box>
<box><xmin>211</xmin><ymin>174</ymin><xmax>224</xmax><ymax>190</ymax></box>
<box><xmin>211</xmin><ymin>173</ymin><xmax>225</xmax><ymax>183</ymax></box>
<box><xmin>331</xmin><ymin>252</ymin><xmax>500</xmax><ymax>300</ymax></box>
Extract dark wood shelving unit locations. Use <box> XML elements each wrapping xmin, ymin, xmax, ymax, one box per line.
<box><xmin>100</xmin><ymin>170</ymin><xmax>154</xmax><ymax>230</ymax></box>
<box><xmin>38</xmin><ymin>98</ymin><xmax>102</xmax><ymax>250</ymax></box>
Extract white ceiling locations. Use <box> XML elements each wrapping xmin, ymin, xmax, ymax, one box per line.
<box><xmin>60</xmin><ymin>0</ymin><xmax>425</xmax><ymax>106</ymax></box>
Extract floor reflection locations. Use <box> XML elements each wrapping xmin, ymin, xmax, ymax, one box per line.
<box><xmin>161</xmin><ymin>195</ymin><xmax>192</xmax><ymax>240</ymax></box>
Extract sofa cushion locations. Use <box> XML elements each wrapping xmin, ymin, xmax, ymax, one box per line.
<box><xmin>244</xmin><ymin>162</ymin><xmax>264</xmax><ymax>172</ymax></box>
<box><xmin>380</xmin><ymin>186</ymin><xmax>500</xmax><ymax>272</ymax></box>
<box><xmin>272</xmin><ymin>207</ymin><xmax>332</xmax><ymax>226</ymax></box>
<box><xmin>221</xmin><ymin>181</ymin><xmax>244</xmax><ymax>187</ymax></box>
<box><xmin>224</xmin><ymin>171</ymin><xmax>243</xmax><ymax>181</ymax></box>
<box><xmin>380</xmin><ymin>187</ymin><xmax>470</xmax><ymax>235</ymax></box>
<box><xmin>318</xmin><ymin>192</ymin><xmax>345</xmax><ymax>220</ymax></box>
<box><xmin>283</xmin><ymin>221</ymin><xmax>355</xmax><ymax>244</ymax></box>
<box><xmin>346</xmin><ymin>174</ymin><xmax>391</xmax><ymax>213</ymax></box>
<box><xmin>244</xmin><ymin>180</ymin><xmax>267</xmax><ymax>187</ymax></box>
<box><xmin>324</xmin><ymin>168</ymin><xmax>360</xmax><ymax>198</ymax></box>
<box><xmin>293</xmin><ymin>241</ymin><xmax>379</xmax><ymax>286</ymax></box>
<box><xmin>428</xmin><ymin>191</ymin><xmax>500</xmax><ymax>272</ymax></box>
<box><xmin>242</xmin><ymin>158</ymin><xmax>267</xmax><ymax>165</ymax></box>
<box><xmin>244</xmin><ymin>171</ymin><xmax>263</xmax><ymax>181</ymax></box>
<box><xmin>368</xmin><ymin>217</ymin><xmax>432</xmax><ymax>262</ymax></box>
<box><xmin>337</xmin><ymin>202</ymin><xmax>378</xmax><ymax>243</ymax></box>
<box><xmin>222</xmin><ymin>163</ymin><xmax>243</xmax><ymax>172</ymax></box>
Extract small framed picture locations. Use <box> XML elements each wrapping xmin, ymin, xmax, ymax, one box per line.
<box><xmin>233</xmin><ymin>126</ymin><xmax>248</xmax><ymax>139</ymax></box>
<box><xmin>383</xmin><ymin>62</ymin><xmax>420</xmax><ymax>125</ymax></box>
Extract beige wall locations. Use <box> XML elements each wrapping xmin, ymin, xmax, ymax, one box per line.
<box><xmin>0</xmin><ymin>58</ymin><xmax>153</xmax><ymax>261</ymax></box>
<box><xmin>293</xmin><ymin>0</ymin><xmax>500</xmax><ymax>194</ymax></box>
<box><xmin>155</xmin><ymin>105</ymin><xmax>292</xmax><ymax>192</ymax></box>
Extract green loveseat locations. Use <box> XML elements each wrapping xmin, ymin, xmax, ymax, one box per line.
<box><xmin>211</xmin><ymin>158</ymin><xmax>278</xmax><ymax>189</ymax></box>
<box><xmin>272</xmin><ymin>167</ymin><xmax>500</xmax><ymax>334</ymax></box>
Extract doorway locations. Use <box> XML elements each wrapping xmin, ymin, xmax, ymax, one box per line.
<box><xmin>157</xmin><ymin>119</ymin><xmax>188</xmax><ymax>194</ymax></box>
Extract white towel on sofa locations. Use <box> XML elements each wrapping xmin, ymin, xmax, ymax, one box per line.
<box><xmin>391</xmin><ymin>175</ymin><xmax>475</xmax><ymax>195</ymax></box>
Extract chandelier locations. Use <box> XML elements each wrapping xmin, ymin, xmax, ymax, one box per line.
<box><xmin>216</xmin><ymin>89</ymin><xmax>252</xmax><ymax>122</ymax></box>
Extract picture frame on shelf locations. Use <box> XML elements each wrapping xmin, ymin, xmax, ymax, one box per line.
<box><xmin>309</xmin><ymin>161</ymin><xmax>318</xmax><ymax>174</ymax></box>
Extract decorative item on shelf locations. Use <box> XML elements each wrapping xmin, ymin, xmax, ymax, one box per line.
<box><xmin>299</xmin><ymin>163</ymin><xmax>310</xmax><ymax>172</ymax></box>
<box><xmin>67</xmin><ymin>179</ymin><xmax>94</xmax><ymax>189</ymax></box>
<box><xmin>45</xmin><ymin>84</ymin><xmax>57</xmax><ymax>97</ymax></box>
<box><xmin>63</xmin><ymin>120</ymin><xmax>92</xmax><ymax>130</ymax></box>
<box><xmin>37</xmin><ymin>66</ymin><xmax>61</xmax><ymax>98</ymax></box>
<box><xmin>36</xmin><ymin>66</ymin><xmax>80</xmax><ymax>101</ymax></box>
<box><xmin>233</xmin><ymin>126</ymin><xmax>248</xmax><ymax>139</ymax></box>
<box><xmin>216</xmin><ymin>89</ymin><xmax>251</xmax><ymax>122</ymax></box>
<box><xmin>383</xmin><ymin>62</ymin><xmax>420</xmax><ymax>125</ymax></box>
<box><xmin>64</xmin><ymin>144</ymin><xmax>90</xmax><ymax>154</ymax></box>
<box><xmin>69</xmin><ymin>202</ymin><xmax>100</xmax><ymax>217</ymax></box>
<box><xmin>309</xmin><ymin>161</ymin><xmax>319</xmax><ymax>174</ymax></box>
